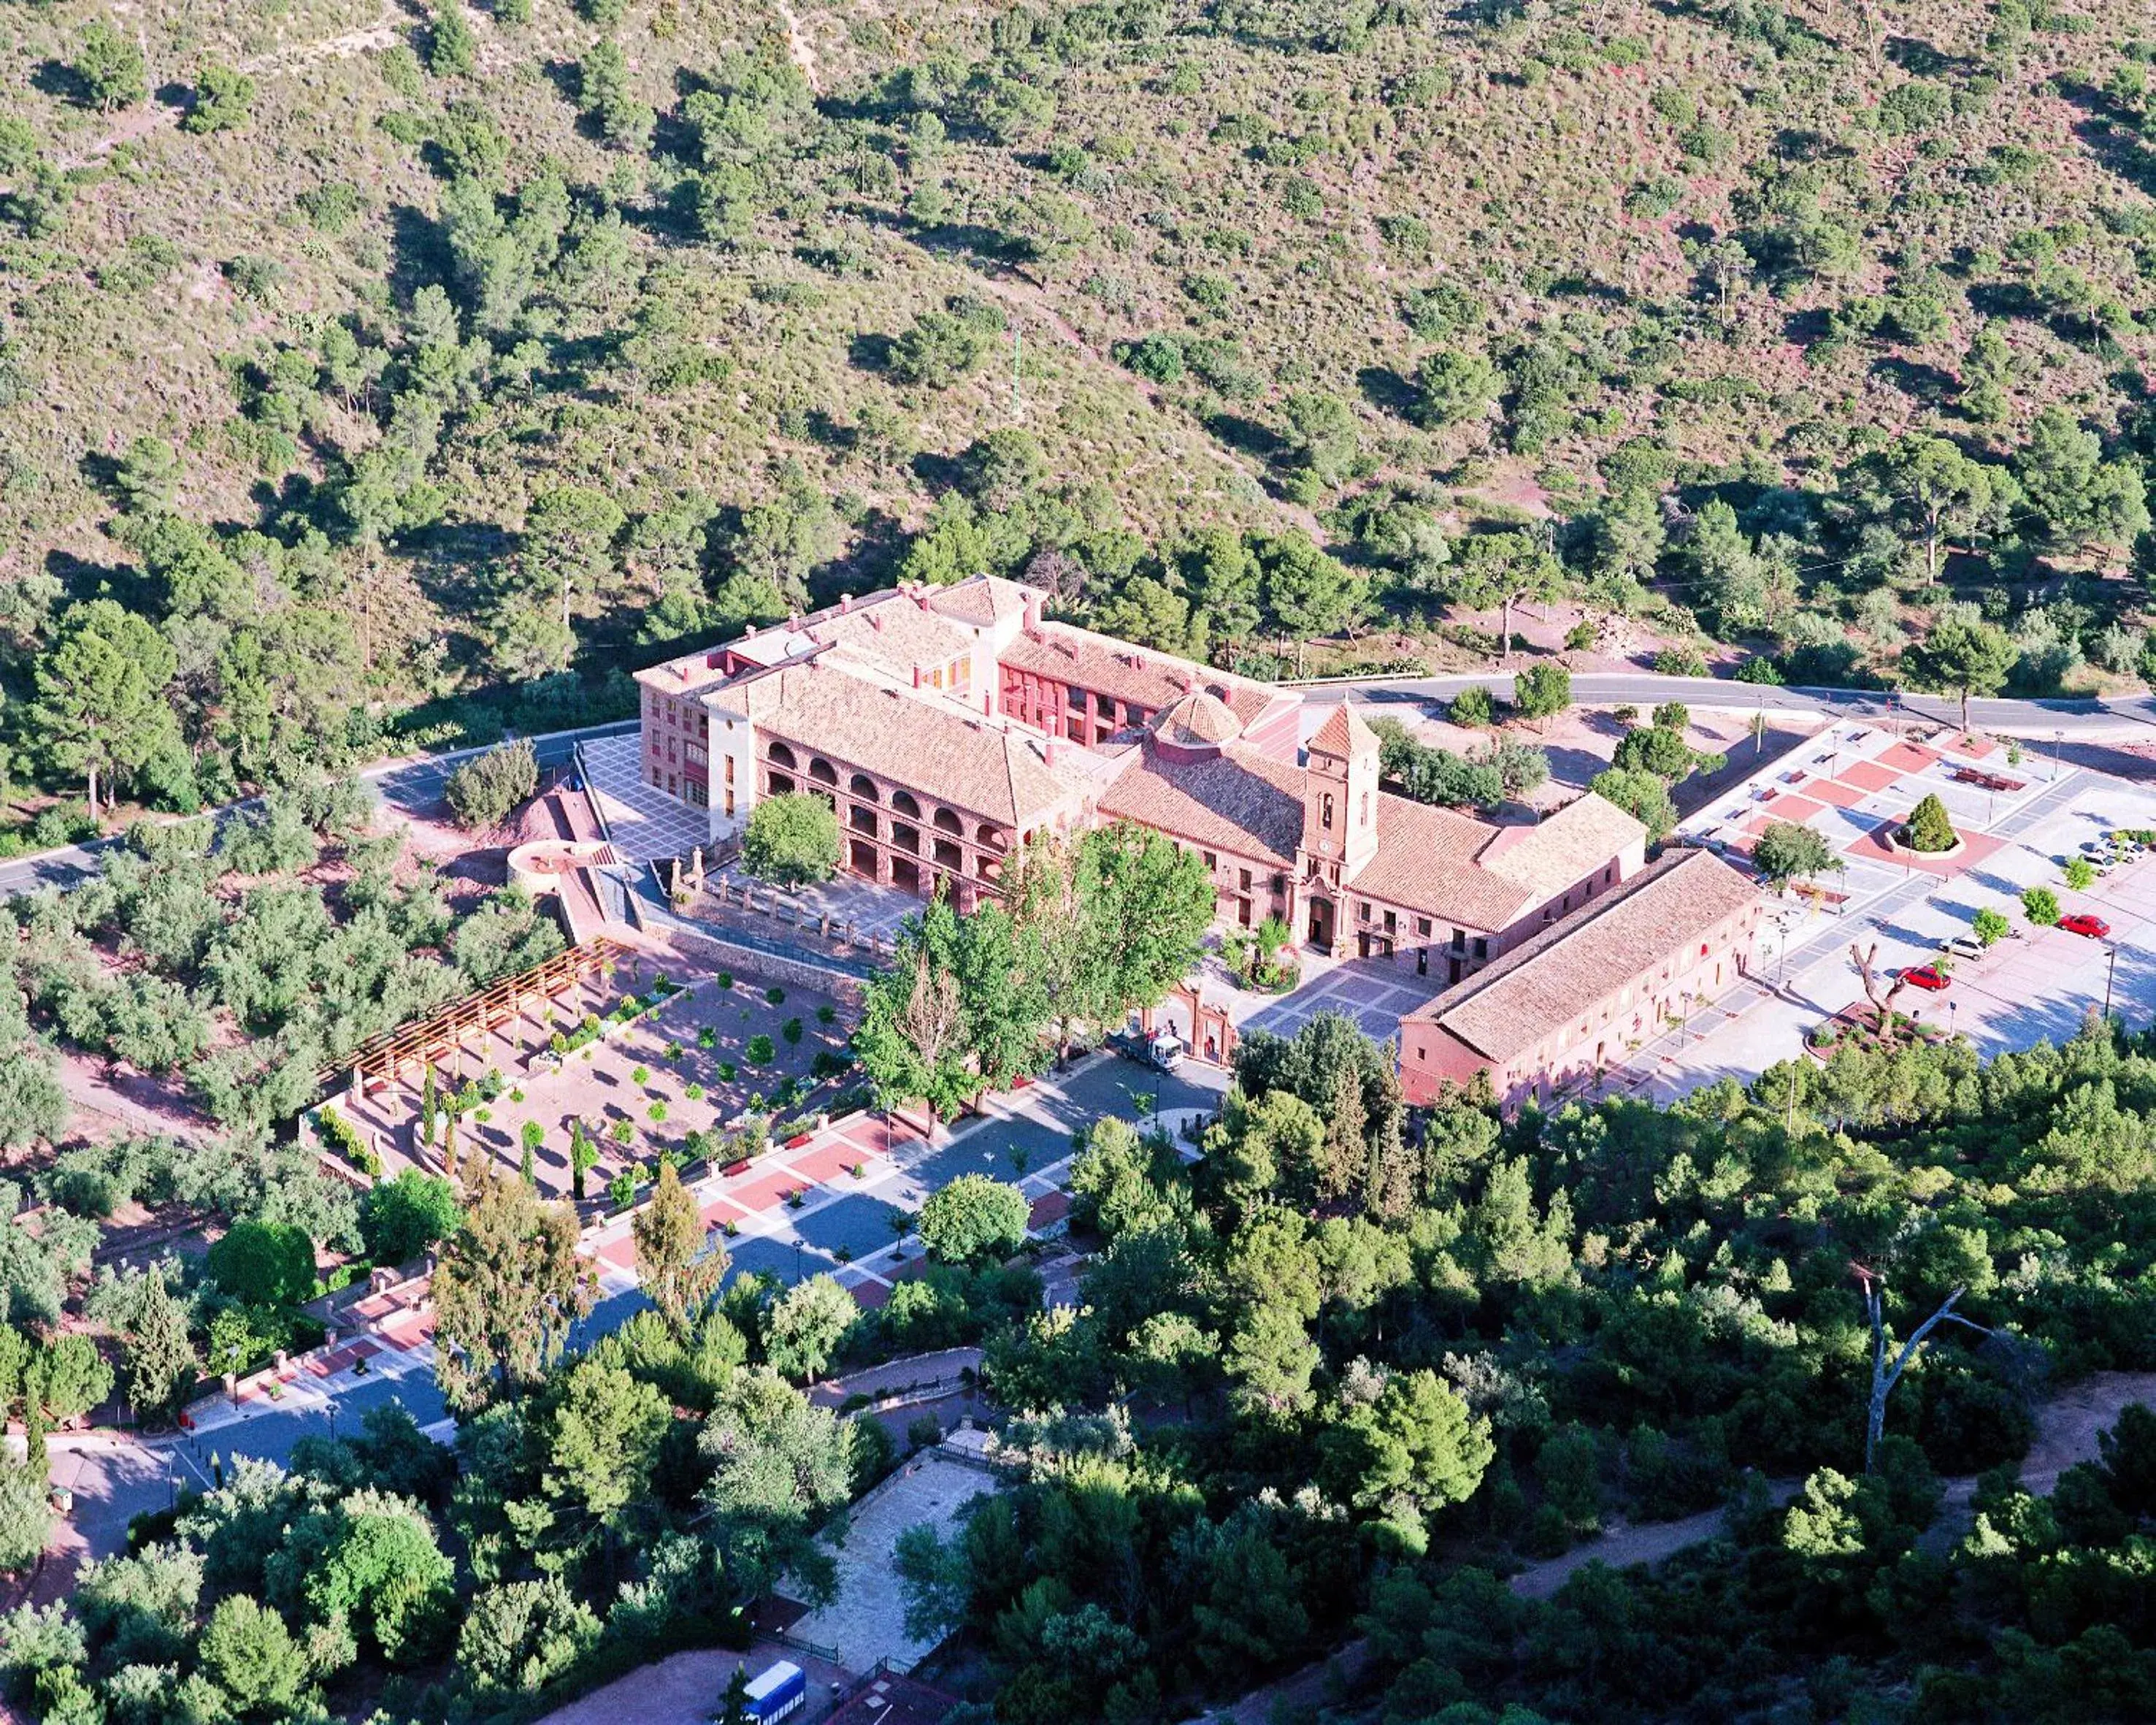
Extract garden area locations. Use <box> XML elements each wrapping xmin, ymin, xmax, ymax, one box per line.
<box><xmin>345</xmin><ymin>945</ymin><xmax>863</xmax><ymax>1215</ymax></box>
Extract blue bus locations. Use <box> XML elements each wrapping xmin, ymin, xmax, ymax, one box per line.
<box><xmin>743</xmin><ymin>1661</ymin><xmax>806</xmax><ymax>1722</ymax></box>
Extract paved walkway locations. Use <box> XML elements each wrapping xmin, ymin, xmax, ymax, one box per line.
<box><xmin>580</xmin><ymin>1051</ymin><xmax>1203</xmax><ymax>1314</ymax></box>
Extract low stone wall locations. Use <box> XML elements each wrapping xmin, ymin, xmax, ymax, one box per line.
<box><xmin>670</xmin><ymin>929</ymin><xmax>867</xmax><ymax>1005</ymax></box>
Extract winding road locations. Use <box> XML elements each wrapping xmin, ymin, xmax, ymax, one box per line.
<box><xmin>1294</xmin><ymin>669</ymin><xmax>2156</xmax><ymax>742</ymax></box>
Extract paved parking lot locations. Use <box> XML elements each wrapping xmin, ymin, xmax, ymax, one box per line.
<box><xmin>1627</xmin><ymin>766</ymin><xmax>2156</xmax><ymax>1101</ymax></box>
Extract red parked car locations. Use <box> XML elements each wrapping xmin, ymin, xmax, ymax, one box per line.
<box><xmin>2059</xmin><ymin>913</ymin><xmax>2111</xmax><ymax>939</ymax></box>
<box><xmin>1900</xmin><ymin>965</ymin><xmax>1950</xmax><ymax>991</ymax></box>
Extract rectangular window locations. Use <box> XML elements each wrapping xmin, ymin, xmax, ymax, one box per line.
<box><xmin>1451</xmin><ymin>927</ymin><xmax>1467</xmax><ymax>952</ymax></box>
<box><xmin>1473</xmin><ymin>937</ymin><xmax>1488</xmax><ymax>959</ymax></box>
<box><xmin>1240</xmin><ymin>868</ymin><xmax>1252</xmax><ymax>892</ymax></box>
<box><xmin>724</xmin><ymin>756</ymin><xmax>735</xmax><ymax>785</ymax></box>
<box><xmin>1202</xmin><ymin>851</ymin><xmax>1218</xmax><ymax>872</ymax></box>
<box><xmin>1416</xmin><ymin>917</ymin><xmax>1432</xmax><ymax>938</ymax></box>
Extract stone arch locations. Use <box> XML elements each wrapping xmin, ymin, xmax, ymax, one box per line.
<box><xmin>891</xmin><ymin>789</ymin><xmax>922</xmax><ymax>819</ymax></box>
<box><xmin>850</xmin><ymin>773</ymin><xmax>880</xmax><ymax>802</ymax></box>
<box><xmin>933</xmin><ymin>806</ymin><xmax>964</xmax><ymax>835</ymax></box>
<box><xmin>808</xmin><ymin>757</ymin><xmax>838</xmax><ymax>787</ymax></box>
<box><xmin>768</xmin><ymin>741</ymin><xmax>798</xmax><ymax>771</ymax></box>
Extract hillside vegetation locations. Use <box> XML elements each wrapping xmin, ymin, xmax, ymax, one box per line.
<box><xmin>1</xmin><ymin>0</ymin><xmax>2154</xmax><ymax>827</ymax></box>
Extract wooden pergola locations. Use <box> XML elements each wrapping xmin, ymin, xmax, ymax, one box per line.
<box><xmin>321</xmin><ymin>937</ymin><xmax>629</xmax><ymax>1096</ymax></box>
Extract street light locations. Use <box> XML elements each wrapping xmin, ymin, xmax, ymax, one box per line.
<box><xmin>2055</xmin><ymin>730</ymin><xmax>2065</xmax><ymax>782</ymax></box>
<box><xmin>2106</xmin><ymin>943</ymin><xmax>2119</xmax><ymax>1021</ymax></box>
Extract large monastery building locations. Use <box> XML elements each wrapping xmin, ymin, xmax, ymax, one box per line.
<box><xmin>634</xmin><ymin>575</ymin><xmax>1649</xmax><ymax>979</ymax></box>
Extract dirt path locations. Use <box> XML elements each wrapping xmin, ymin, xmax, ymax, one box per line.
<box><xmin>772</xmin><ymin>0</ymin><xmax>823</xmax><ymax>95</ymax></box>
<box><xmin>55</xmin><ymin>1049</ymin><xmax>210</xmax><ymax>1144</ymax></box>
<box><xmin>59</xmin><ymin>12</ymin><xmax>402</xmax><ymax>169</ymax></box>
<box><xmin>1198</xmin><ymin>1371</ymin><xmax>2156</xmax><ymax>1722</ymax></box>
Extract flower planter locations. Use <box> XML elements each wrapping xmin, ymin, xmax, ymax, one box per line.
<box><xmin>721</xmin><ymin>1158</ymin><xmax>751</xmax><ymax>1177</ymax></box>
<box><xmin>785</xmin><ymin>1132</ymin><xmax>813</xmax><ymax>1150</ymax></box>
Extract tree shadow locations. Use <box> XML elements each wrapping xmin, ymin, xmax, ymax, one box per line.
<box><xmin>30</xmin><ymin>61</ymin><xmax>90</xmax><ymax>107</ymax></box>
<box><xmin>811</xmin><ymin>508</ymin><xmax>910</xmax><ymax>606</ymax></box>
<box><xmin>1781</xmin><ymin>307</ymin><xmax>1832</xmax><ymax>348</ymax></box>
<box><xmin>1870</xmin><ymin>354</ymin><xmax>1960</xmax><ymax>407</ymax></box>
<box><xmin>907</xmin><ymin>450</ymin><xmax>966</xmax><ymax>495</ymax></box>
<box><xmin>385</xmin><ymin>201</ymin><xmax>451</xmax><ymax>307</ymax></box>
<box><xmin>1356</xmin><ymin>364</ymin><xmax>1420</xmax><ymax>420</ymax></box>
<box><xmin>1966</xmin><ymin>280</ymin><xmax>2043</xmax><ymax>323</ymax></box>
<box><xmin>45</xmin><ymin>546</ymin><xmax>153</xmax><ymax>613</ymax></box>
<box><xmin>1885</xmin><ymin>37</ymin><xmax>1968</xmax><ymax>77</ymax></box>
<box><xmin>1202</xmin><ymin>410</ymin><xmax>1286</xmax><ymax>464</ymax></box>
<box><xmin>847</xmin><ymin>331</ymin><xmax>894</xmax><ymax>373</ymax></box>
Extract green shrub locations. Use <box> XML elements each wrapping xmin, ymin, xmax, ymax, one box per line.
<box><xmin>2022</xmin><ymin>886</ymin><xmax>2060</xmax><ymax>926</ymax></box>
<box><xmin>746</xmin><ymin>1034</ymin><xmax>776</xmax><ymax>1065</ymax></box>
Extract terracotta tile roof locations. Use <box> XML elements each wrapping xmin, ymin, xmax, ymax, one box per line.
<box><xmin>1156</xmin><ymin>689</ymin><xmax>1243</xmax><ymax>748</ymax></box>
<box><xmin>1473</xmin><ymin>792</ymin><xmax>1648</xmax><ymax>904</ymax></box>
<box><xmin>1403</xmin><ymin>849</ymin><xmax>1762</xmax><ymax>1063</ymax></box>
<box><xmin>1308</xmin><ymin>703</ymin><xmax>1379</xmax><ymax>760</ymax></box>
<box><xmin>1348</xmin><ymin>795</ymin><xmax>1539</xmax><ymax>929</ymax></box>
<box><xmin>753</xmin><ymin>662</ymin><xmax>1095</xmax><ymax>828</ymax></box>
<box><xmin>1000</xmin><ymin>624</ymin><xmax>1278</xmax><ymax>728</ymax></box>
<box><xmin>1099</xmin><ymin>742</ymin><xmax>1306</xmax><ymax>864</ymax></box>
<box><xmin>801</xmin><ymin>595</ymin><xmax>976</xmax><ymax>679</ymax></box>
<box><xmin>927</xmin><ymin>575</ymin><xmax>1033</xmax><ymax>627</ymax></box>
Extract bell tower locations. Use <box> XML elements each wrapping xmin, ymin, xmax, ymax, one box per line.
<box><xmin>1300</xmin><ymin>704</ymin><xmax>1381</xmax><ymax>883</ymax></box>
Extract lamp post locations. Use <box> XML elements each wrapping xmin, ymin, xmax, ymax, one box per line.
<box><xmin>2055</xmin><ymin>730</ymin><xmax>2065</xmax><ymax>782</ymax></box>
<box><xmin>2106</xmin><ymin>943</ymin><xmax>2119</xmax><ymax>1021</ymax></box>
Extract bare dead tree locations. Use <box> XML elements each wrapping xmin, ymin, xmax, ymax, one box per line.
<box><xmin>1853</xmin><ymin>1266</ymin><xmax>1994</xmax><ymax>1472</ymax></box>
<box><xmin>895</xmin><ymin>953</ymin><xmax>965</xmax><ymax>1117</ymax></box>
<box><xmin>1849</xmin><ymin>942</ymin><xmax>1909</xmax><ymax>1045</ymax></box>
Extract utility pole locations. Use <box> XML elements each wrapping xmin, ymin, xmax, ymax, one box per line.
<box><xmin>2106</xmin><ymin>942</ymin><xmax>2118</xmax><ymax>1020</ymax></box>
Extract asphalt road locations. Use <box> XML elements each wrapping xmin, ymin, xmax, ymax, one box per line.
<box><xmin>0</xmin><ymin>719</ymin><xmax>639</xmax><ymax>899</ymax></box>
<box><xmin>1297</xmin><ymin>670</ymin><xmax>2156</xmax><ymax>740</ymax></box>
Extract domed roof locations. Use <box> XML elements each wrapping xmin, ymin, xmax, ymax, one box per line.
<box><xmin>1155</xmin><ymin>689</ymin><xmax>1243</xmax><ymax>751</ymax></box>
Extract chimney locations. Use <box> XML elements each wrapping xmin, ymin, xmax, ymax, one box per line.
<box><xmin>913</xmin><ymin>665</ymin><xmax>923</xmax><ymax>689</ymax></box>
<box><xmin>913</xmin><ymin>588</ymin><xmax>932</xmax><ymax>611</ymax></box>
<box><xmin>837</xmin><ymin>593</ymin><xmax>852</xmax><ymax>613</ymax></box>
<box><xmin>745</xmin><ymin>624</ymin><xmax>758</xmax><ymax>638</ymax></box>
<box><xmin>1045</xmin><ymin>739</ymin><xmax>1066</xmax><ymax>767</ymax></box>
<box><xmin>1023</xmin><ymin>589</ymin><xmax>1043</xmax><ymax>631</ymax></box>
<box><xmin>870</xmin><ymin>611</ymin><xmax>884</xmax><ymax>633</ymax></box>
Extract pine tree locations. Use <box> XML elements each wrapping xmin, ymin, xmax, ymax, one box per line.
<box><xmin>569</xmin><ymin>1120</ymin><xmax>599</xmax><ymax>1200</ymax></box>
<box><xmin>1904</xmin><ymin>792</ymin><xmax>1958</xmax><ymax>854</ymax></box>
<box><xmin>1322</xmin><ymin>1059</ymin><xmax>1366</xmax><ymax>1202</ymax></box>
<box><xmin>126</xmin><ymin>1272</ymin><xmax>199</xmax><ymax>1425</ymax></box>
